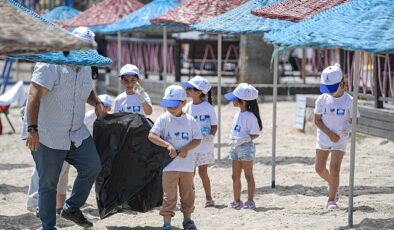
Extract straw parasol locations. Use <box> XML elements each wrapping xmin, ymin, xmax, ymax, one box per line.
<box><xmin>262</xmin><ymin>0</ymin><xmax>394</xmax><ymax>227</ymax></box>
<box><xmin>251</xmin><ymin>0</ymin><xmax>349</xmax><ymax>22</ymax></box>
<box><xmin>191</xmin><ymin>0</ymin><xmax>292</xmax><ymax>34</ymax></box>
<box><xmin>42</xmin><ymin>6</ymin><xmax>80</xmax><ymax>26</ymax></box>
<box><xmin>151</xmin><ymin>0</ymin><xmax>249</xmax><ymax>26</ymax></box>
<box><xmin>14</xmin><ymin>50</ymin><xmax>112</xmax><ymax>66</ymax></box>
<box><xmin>97</xmin><ymin>0</ymin><xmax>180</xmax><ymax>34</ymax></box>
<box><xmin>65</xmin><ymin>0</ymin><xmax>143</xmax><ymax>28</ymax></box>
<box><xmin>0</xmin><ymin>0</ymin><xmax>94</xmax><ymax>56</ymax></box>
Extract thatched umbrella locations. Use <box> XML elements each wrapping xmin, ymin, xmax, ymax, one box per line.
<box><xmin>42</xmin><ymin>6</ymin><xmax>80</xmax><ymax>25</ymax></box>
<box><xmin>262</xmin><ymin>0</ymin><xmax>394</xmax><ymax>227</ymax></box>
<box><xmin>0</xmin><ymin>0</ymin><xmax>94</xmax><ymax>56</ymax></box>
<box><xmin>65</xmin><ymin>0</ymin><xmax>143</xmax><ymax>29</ymax></box>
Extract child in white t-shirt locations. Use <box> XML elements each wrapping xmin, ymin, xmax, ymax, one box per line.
<box><xmin>182</xmin><ymin>76</ymin><xmax>217</xmax><ymax>208</ymax></box>
<box><xmin>84</xmin><ymin>94</ymin><xmax>112</xmax><ymax>135</ymax></box>
<box><xmin>148</xmin><ymin>85</ymin><xmax>202</xmax><ymax>230</ymax></box>
<box><xmin>224</xmin><ymin>83</ymin><xmax>262</xmax><ymax>210</ymax></box>
<box><xmin>314</xmin><ymin>64</ymin><xmax>359</xmax><ymax>209</ymax></box>
<box><xmin>114</xmin><ymin>64</ymin><xmax>152</xmax><ymax>116</ymax></box>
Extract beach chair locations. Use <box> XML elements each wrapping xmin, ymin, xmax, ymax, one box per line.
<box><xmin>0</xmin><ymin>57</ymin><xmax>15</xmax><ymax>95</ymax></box>
<box><xmin>0</xmin><ymin>105</ymin><xmax>15</xmax><ymax>134</ymax></box>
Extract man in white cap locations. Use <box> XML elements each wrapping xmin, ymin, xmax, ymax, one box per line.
<box><xmin>23</xmin><ymin>26</ymin><xmax>106</xmax><ymax>229</ymax></box>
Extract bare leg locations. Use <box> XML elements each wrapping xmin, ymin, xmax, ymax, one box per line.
<box><xmin>315</xmin><ymin>149</ymin><xmax>330</xmax><ymax>182</ymax></box>
<box><xmin>198</xmin><ymin>165</ymin><xmax>212</xmax><ymax>201</ymax></box>
<box><xmin>241</xmin><ymin>161</ymin><xmax>255</xmax><ymax>201</ymax></box>
<box><xmin>56</xmin><ymin>194</ymin><xmax>66</xmax><ymax>209</ymax></box>
<box><xmin>232</xmin><ymin>161</ymin><xmax>242</xmax><ymax>201</ymax></box>
<box><xmin>328</xmin><ymin>150</ymin><xmax>345</xmax><ymax>201</ymax></box>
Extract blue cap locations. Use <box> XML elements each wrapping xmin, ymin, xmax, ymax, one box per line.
<box><xmin>160</xmin><ymin>99</ymin><xmax>182</xmax><ymax>107</ymax></box>
<box><xmin>320</xmin><ymin>83</ymin><xmax>340</xmax><ymax>94</ymax></box>
<box><xmin>181</xmin><ymin>82</ymin><xmax>195</xmax><ymax>89</ymax></box>
<box><xmin>224</xmin><ymin>92</ymin><xmax>238</xmax><ymax>101</ymax></box>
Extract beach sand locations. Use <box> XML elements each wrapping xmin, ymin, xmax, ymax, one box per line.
<box><xmin>0</xmin><ymin>101</ymin><xmax>393</xmax><ymax>229</ymax></box>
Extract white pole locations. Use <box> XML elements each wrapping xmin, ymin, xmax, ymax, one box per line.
<box><xmin>217</xmin><ymin>34</ymin><xmax>222</xmax><ymax>160</ymax></box>
<box><xmin>117</xmin><ymin>32</ymin><xmax>122</xmax><ymax>94</ymax></box>
<box><xmin>348</xmin><ymin>50</ymin><xmax>361</xmax><ymax>228</ymax></box>
<box><xmin>163</xmin><ymin>26</ymin><xmax>168</xmax><ymax>92</ymax></box>
<box><xmin>272</xmin><ymin>45</ymin><xmax>279</xmax><ymax>188</ymax></box>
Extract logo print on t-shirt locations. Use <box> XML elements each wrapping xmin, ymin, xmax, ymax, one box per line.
<box><xmin>330</xmin><ymin>108</ymin><xmax>336</xmax><ymax>113</ymax></box>
<box><xmin>181</xmin><ymin>132</ymin><xmax>189</xmax><ymax>140</ymax></box>
<box><xmin>234</xmin><ymin>125</ymin><xmax>241</xmax><ymax>132</ymax></box>
<box><xmin>166</xmin><ymin>132</ymin><xmax>172</xmax><ymax>140</ymax></box>
<box><xmin>336</xmin><ymin>108</ymin><xmax>345</xmax><ymax>116</ymax></box>
<box><xmin>133</xmin><ymin>106</ymin><xmax>141</xmax><ymax>112</ymax></box>
<box><xmin>126</xmin><ymin>105</ymin><xmax>132</xmax><ymax>110</ymax></box>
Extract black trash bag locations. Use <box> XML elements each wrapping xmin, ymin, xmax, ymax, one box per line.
<box><xmin>93</xmin><ymin>112</ymin><xmax>172</xmax><ymax>219</ymax></box>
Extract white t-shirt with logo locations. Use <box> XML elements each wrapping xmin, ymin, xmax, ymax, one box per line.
<box><xmin>230</xmin><ymin>111</ymin><xmax>261</xmax><ymax>140</ymax></box>
<box><xmin>150</xmin><ymin>112</ymin><xmax>203</xmax><ymax>172</ymax></box>
<box><xmin>114</xmin><ymin>92</ymin><xmax>151</xmax><ymax>116</ymax></box>
<box><xmin>184</xmin><ymin>101</ymin><xmax>217</xmax><ymax>153</ymax></box>
<box><xmin>314</xmin><ymin>92</ymin><xmax>359</xmax><ymax>146</ymax></box>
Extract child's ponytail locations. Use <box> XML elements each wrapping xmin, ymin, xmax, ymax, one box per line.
<box><xmin>247</xmin><ymin>99</ymin><xmax>262</xmax><ymax>131</ymax></box>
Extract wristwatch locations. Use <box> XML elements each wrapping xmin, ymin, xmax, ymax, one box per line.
<box><xmin>27</xmin><ymin>125</ymin><xmax>38</xmax><ymax>133</ymax></box>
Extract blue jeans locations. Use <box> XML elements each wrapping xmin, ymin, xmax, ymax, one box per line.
<box><xmin>32</xmin><ymin>137</ymin><xmax>101</xmax><ymax>230</ymax></box>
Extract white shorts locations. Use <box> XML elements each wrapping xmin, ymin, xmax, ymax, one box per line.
<box><xmin>316</xmin><ymin>142</ymin><xmax>347</xmax><ymax>153</ymax></box>
<box><xmin>196</xmin><ymin>151</ymin><xmax>215</xmax><ymax>166</ymax></box>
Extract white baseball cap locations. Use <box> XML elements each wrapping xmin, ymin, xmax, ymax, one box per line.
<box><xmin>160</xmin><ymin>85</ymin><xmax>186</xmax><ymax>107</ymax></box>
<box><xmin>320</xmin><ymin>64</ymin><xmax>343</xmax><ymax>93</ymax></box>
<box><xmin>71</xmin><ymin>26</ymin><xmax>95</xmax><ymax>43</ymax></box>
<box><xmin>119</xmin><ymin>64</ymin><xmax>140</xmax><ymax>78</ymax></box>
<box><xmin>98</xmin><ymin>94</ymin><xmax>112</xmax><ymax>107</ymax></box>
<box><xmin>181</xmin><ymin>76</ymin><xmax>212</xmax><ymax>94</ymax></box>
<box><xmin>224</xmin><ymin>83</ymin><xmax>259</xmax><ymax>101</ymax></box>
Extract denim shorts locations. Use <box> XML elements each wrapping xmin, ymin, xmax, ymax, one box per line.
<box><xmin>229</xmin><ymin>141</ymin><xmax>256</xmax><ymax>161</ymax></box>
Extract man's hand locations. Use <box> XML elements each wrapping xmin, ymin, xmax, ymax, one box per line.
<box><xmin>177</xmin><ymin>149</ymin><xmax>188</xmax><ymax>158</ymax></box>
<box><xmin>167</xmin><ymin>145</ymin><xmax>177</xmax><ymax>158</ymax></box>
<box><xmin>26</xmin><ymin>132</ymin><xmax>40</xmax><ymax>151</ymax></box>
<box><xmin>95</xmin><ymin>103</ymin><xmax>107</xmax><ymax>119</ymax></box>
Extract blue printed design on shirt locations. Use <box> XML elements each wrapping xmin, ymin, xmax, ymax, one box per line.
<box><xmin>174</xmin><ymin>132</ymin><xmax>180</xmax><ymax>137</ymax></box>
<box><xmin>133</xmin><ymin>106</ymin><xmax>141</xmax><ymax>112</ymax></box>
<box><xmin>181</xmin><ymin>132</ymin><xmax>189</xmax><ymax>140</ymax></box>
<box><xmin>336</xmin><ymin>108</ymin><xmax>345</xmax><ymax>116</ymax></box>
<box><xmin>234</xmin><ymin>125</ymin><xmax>241</xmax><ymax>132</ymax></box>
<box><xmin>330</xmin><ymin>108</ymin><xmax>335</xmax><ymax>113</ymax></box>
<box><xmin>166</xmin><ymin>132</ymin><xmax>172</xmax><ymax>141</ymax></box>
<box><xmin>126</xmin><ymin>105</ymin><xmax>132</xmax><ymax>110</ymax></box>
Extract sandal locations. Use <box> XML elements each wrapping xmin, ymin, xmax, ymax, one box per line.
<box><xmin>182</xmin><ymin>219</ymin><xmax>197</xmax><ymax>230</ymax></box>
<box><xmin>335</xmin><ymin>188</ymin><xmax>340</xmax><ymax>202</ymax></box>
<box><xmin>326</xmin><ymin>201</ymin><xmax>337</xmax><ymax>209</ymax></box>
<box><xmin>204</xmin><ymin>200</ymin><xmax>215</xmax><ymax>208</ymax></box>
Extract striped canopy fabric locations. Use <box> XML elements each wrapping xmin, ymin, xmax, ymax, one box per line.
<box><xmin>14</xmin><ymin>50</ymin><xmax>113</xmax><ymax>66</ymax></box>
<box><xmin>191</xmin><ymin>0</ymin><xmax>293</xmax><ymax>34</ymax></box>
<box><xmin>0</xmin><ymin>0</ymin><xmax>94</xmax><ymax>55</ymax></box>
<box><xmin>65</xmin><ymin>0</ymin><xmax>143</xmax><ymax>28</ymax></box>
<box><xmin>151</xmin><ymin>0</ymin><xmax>248</xmax><ymax>26</ymax></box>
<box><xmin>264</xmin><ymin>0</ymin><xmax>394</xmax><ymax>53</ymax></box>
<box><xmin>97</xmin><ymin>0</ymin><xmax>180</xmax><ymax>34</ymax></box>
<box><xmin>251</xmin><ymin>0</ymin><xmax>349</xmax><ymax>22</ymax></box>
<box><xmin>42</xmin><ymin>6</ymin><xmax>80</xmax><ymax>23</ymax></box>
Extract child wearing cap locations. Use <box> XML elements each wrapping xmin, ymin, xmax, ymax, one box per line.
<box><xmin>148</xmin><ymin>85</ymin><xmax>202</xmax><ymax>230</ymax></box>
<box><xmin>114</xmin><ymin>64</ymin><xmax>152</xmax><ymax>116</ymax></box>
<box><xmin>224</xmin><ymin>83</ymin><xmax>262</xmax><ymax>210</ymax></box>
<box><xmin>84</xmin><ymin>94</ymin><xmax>113</xmax><ymax>136</ymax></box>
<box><xmin>314</xmin><ymin>64</ymin><xmax>359</xmax><ymax>209</ymax></box>
<box><xmin>181</xmin><ymin>76</ymin><xmax>217</xmax><ymax>208</ymax></box>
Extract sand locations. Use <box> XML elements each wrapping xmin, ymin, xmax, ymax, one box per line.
<box><xmin>0</xmin><ymin>101</ymin><xmax>393</xmax><ymax>230</ymax></box>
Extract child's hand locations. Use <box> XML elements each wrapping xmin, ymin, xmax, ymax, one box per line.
<box><xmin>177</xmin><ymin>149</ymin><xmax>188</xmax><ymax>158</ymax></box>
<box><xmin>329</xmin><ymin>132</ymin><xmax>340</xmax><ymax>143</ymax></box>
<box><xmin>167</xmin><ymin>145</ymin><xmax>177</xmax><ymax>158</ymax></box>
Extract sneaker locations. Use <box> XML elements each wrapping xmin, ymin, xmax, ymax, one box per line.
<box><xmin>243</xmin><ymin>200</ymin><xmax>256</xmax><ymax>210</ymax></box>
<box><xmin>162</xmin><ymin>223</ymin><xmax>172</xmax><ymax>230</ymax></box>
<box><xmin>228</xmin><ymin>200</ymin><xmax>243</xmax><ymax>210</ymax></box>
<box><xmin>61</xmin><ymin>209</ymin><xmax>93</xmax><ymax>228</ymax></box>
<box><xmin>204</xmin><ymin>200</ymin><xmax>215</xmax><ymax>208</ymax></box>
<box><xmin>182</xmin><ymin>219</ymin><xmax>197</xmax><ymax>230</ymax></box>
<box><xmin>326</xmin><ymin>201</ymin><xmax>338</xmax><ymax>209</ymax></box>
